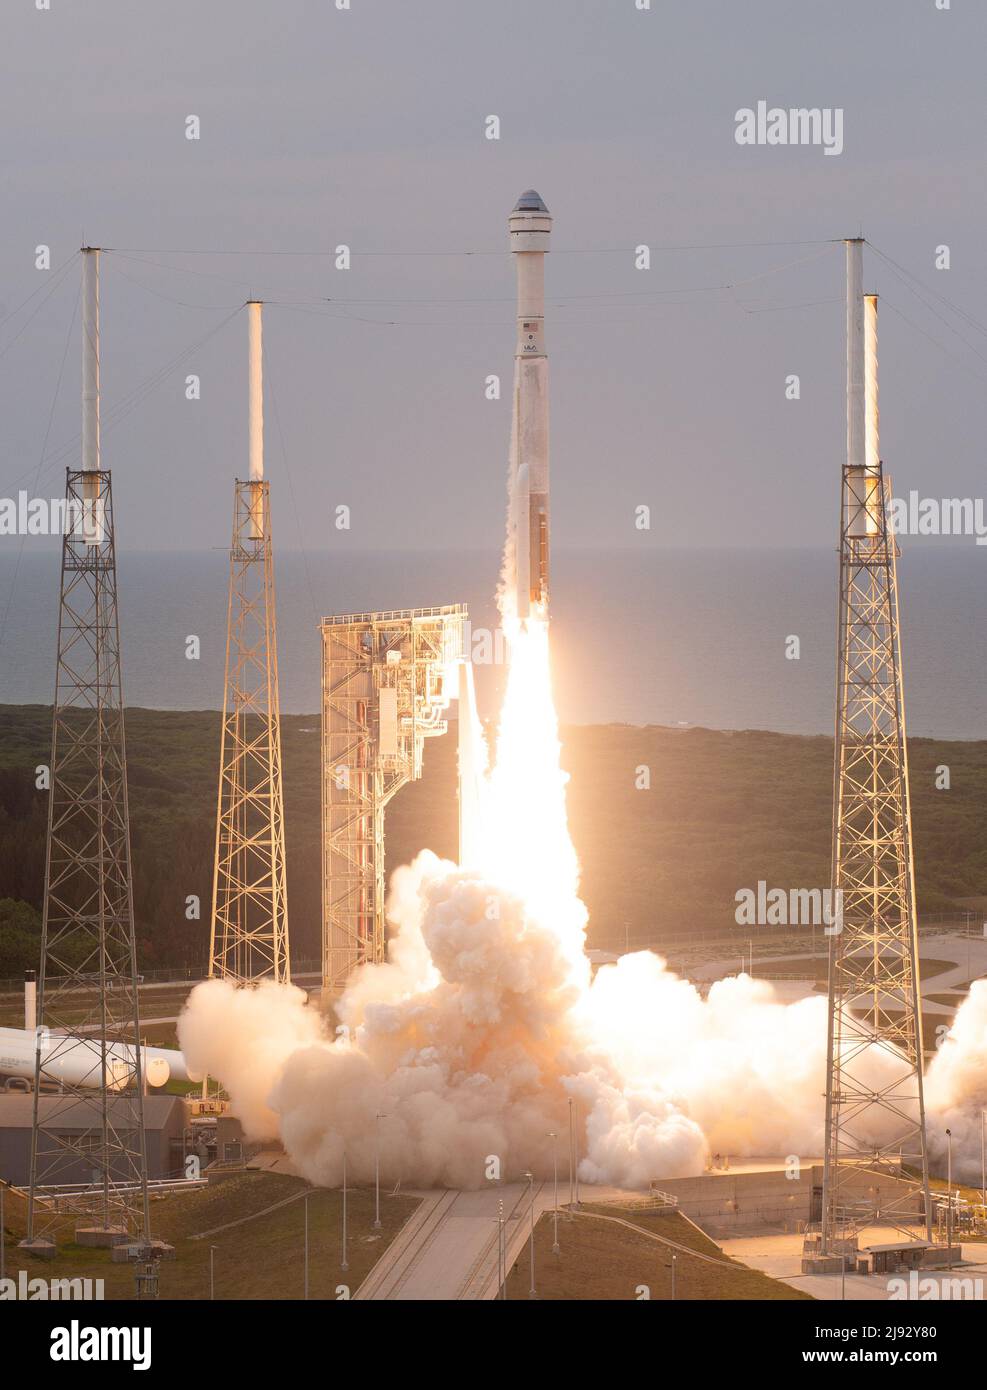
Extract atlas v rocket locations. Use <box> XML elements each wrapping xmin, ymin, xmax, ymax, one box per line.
<box><xmin>508</xmin><ymin>190</ymin><xmax>551</xmax><ymax>619</ymax></box>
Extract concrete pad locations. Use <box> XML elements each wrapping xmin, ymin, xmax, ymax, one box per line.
<box><xmin>723</xmin><ymin>1226</ymin><xmax>987</xmax><ymax>1300</ymax></box>
<box><xmin>18</xmin><ymin>1236</ymin><xmax>55</xmax><ymax>1260</ymax></box>
<box><xmin>75</xmin><ymin>1225</ymin><xmax>129</xmax><ymax>1247</ymax></box>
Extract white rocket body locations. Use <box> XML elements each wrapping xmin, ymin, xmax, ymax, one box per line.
<box><xmin>0</xmin><ymin>1026</ymin><xmax>200</xmax><ymax>1091</ymax></box>
<box><xmin>508</xmin><ymin>191</ymin><xmax>551</xmax><ymax>620</ymax></box>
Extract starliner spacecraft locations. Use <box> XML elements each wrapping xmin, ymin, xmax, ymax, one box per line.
<box><xmin>508</xmin><ymin>190</ymin><xmax>551</xmax><ymax>620</ymax></box>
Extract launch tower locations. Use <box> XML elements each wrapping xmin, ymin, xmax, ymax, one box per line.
<box><xmin>208</xmin><ymin>302</ymin><xmax>290</xmax><ymax>985</ymax></box>
<box><xmin>821</xmin><ymin>240</ymin><xmax>932</xmax><ymax>1253</ymax></box>
<box><xmin>320</xmin><ymin>606</ymin><xmax>466</xmax><ymax>995</ymax></box>
<box><xmin>24</xmin><ymin>250</ymin><xmax>152</xmax><ymax>1253</ymax></box>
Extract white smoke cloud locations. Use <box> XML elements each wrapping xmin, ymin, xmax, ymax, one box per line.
<box><xmin>926</xmin><ymin>980</ymin><xmax>987</xmax><ymax>1183</ymax></box>
<box><xmin>180</xmin><ymin>872</ymin><xmax>987</xmax><ymax>1192</ymax></box>
<box><xmin>176</xmin><ymin>841</ymin><xmax>926</xmax><ymax>1191</ymax></box>
<box><xmin>179</xmin><ymin>977</ymin><xmax>322</xmax><ymax>1141</ymax></box>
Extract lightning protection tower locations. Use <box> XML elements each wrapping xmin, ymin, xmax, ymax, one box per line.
<box><xmin>208</xmin><ymin>302</ymin><xmax>290</xmax><ymax>985</ymax></box>
<box><xmin>24</xmin><ymin>249</ymin><xmax>152</xmax><ymax>1253</ymax></box>
<box><xmin>821</xmin><ymin>240</ymin><xmax>931</xmax><ymax>1254</ymax></box>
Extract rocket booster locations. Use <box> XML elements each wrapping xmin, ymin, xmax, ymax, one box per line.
<box><xmin>508</xmin><ymin>190</ymin><xmax>551</xmax><ymax>620</ymax></box>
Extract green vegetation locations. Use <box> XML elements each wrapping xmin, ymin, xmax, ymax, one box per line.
<box><xmin>0</xmin><ymin>1172</ymin><xmax>418</xmax><ymax>1300</ymax></box>
<box><xmin>566</xmin><ymin>726</ymin><xmax>987</xmax><ymax>948</ymax></box>
<box><xmin>0</xmin><ymin>897</ymin><xmax>42</xmax><ymax>976</ymax></box>
<box><xmin>504</xmin><ymin>1205</ymin><xmax>811</xmax><ymax>1300</ymax></box>
<box><xmin>1</xmin><ymin>704</ymin><xmax>986</xmax><ymax>977</ymax></box>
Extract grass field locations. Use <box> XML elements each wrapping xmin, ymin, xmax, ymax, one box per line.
<box><xmin>1</xmin><ymin>1172</ymin><xmax>418</xmax><ymax>1300</ymax></box>
<box><xmin>504</xmin><ymin>1205</ymin><xmax>812</xmax><ymax>1301</ymax></box>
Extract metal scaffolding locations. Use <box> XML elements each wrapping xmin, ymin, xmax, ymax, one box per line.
<box><xmin>208</xmin><ymin>476</ymin><xmax>290</xmax><ymax>985</ymax></box>
<box><xmin>821</xmin><ymin>246</ymin><xmax>931</xmax><ymax>1251</ymax></box>
<box><xmin>25</xmin><ymin>464</ymin><xmax>151</xmax><ymax>1248</ymax></box>
<box><xmin>320</xmin><ymin>606</ymin><xmax>466</xmax><ymax>995</ymax></box>
<box><xmin>23</xmin><ymin>249</ymin><xmax>151</xmax><ymax>1254</ymax></box>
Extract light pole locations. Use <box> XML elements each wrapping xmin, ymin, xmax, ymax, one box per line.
<box><xmin>373</xmin><ymin>1111</ymin><xmax>388</xmax><ymax>1230</ymax></box>
<box><xmin>566</xmin><ymin>1099</ymin><xmax>581</xmax><ymax>1209</ymax></box>
<box><xmin>1</xmin><ymin>1182</ymin><xmax>5</xmax><ymax>1283</ymax></box>
<box><xmin>670</xmin><ymin>1252</ymin><xmax>677</xmax><ymax>1301</ymax></box>
<box><xmin>567</xmin><ymin>1098</ymin><xmax>574</xmax><ymax>1212</ymax></box>
<box><xmin>495</xmin><ymin>1199</ymin><xmax>505</xmax><ymax>1299</ymax></box>
<box><xmin>981</xmin><ymin>1111</ymin><xmax>986</xmax><ymax>1224</ymax></box>
<box><xmin>525</xmin><ymin>1171</ymin><xmax>536</xmax><ymax>1300</ymax></box>
<box><xmin>341</xmin><ymin>1147</ymin><xmax>349</xmax><ymax>1272</ymax></box>
<box><xmin>548</xmin><ymin>1132</ymin><xmax>560</xmax><ymax>1255</ymax></box>
<box><xmin>209</xmin><ymin>1245</ymin><xmax>217</xmax><ymax>1301</ymax></box>
<box><xmin>304</xmin><ymin>1190</ymin><xmax>310</xmax><ymax>1300</ymax></box>
<box><xmin>946</xmin><ymin>1128</ymin><xmax>953</xmax><ymax>1267</ymax></box>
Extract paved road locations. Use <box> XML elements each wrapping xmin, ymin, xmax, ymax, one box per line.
<box><xmin>356</xmin><ymin>1182</ymin><xmax>555</xmax><ymax>1300</ymax></box>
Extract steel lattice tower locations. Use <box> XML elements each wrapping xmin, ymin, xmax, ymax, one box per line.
<box><xmin>208</xmin><ymin>302</ymin><xmax>290</xmax><ymax>985</ymax></box>
<box><xmin>320</xmin><ymin>606</ymin><xmax>465</xmax><ymax>995</ymax></box>
<box><xmin>24</xmin><ymin>249</ymin><xmax>151</xmax><ymax>1252</ymax></box>
<box><xmin>821</xmin><ymin>241</ymin><xmax>931</xmax><ymax>1252</ymax></box>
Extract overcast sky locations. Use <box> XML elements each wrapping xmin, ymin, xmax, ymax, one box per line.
<box><xmin>1</xmin><ymin>0</ymin><xmax>985</xmax><ymax>555</ymax></box>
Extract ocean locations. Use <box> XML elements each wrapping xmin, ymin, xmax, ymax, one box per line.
<box><xmin>0</xmin><ymin>545</ymin><xmax>983</xmax><ymax>739</ymax></box>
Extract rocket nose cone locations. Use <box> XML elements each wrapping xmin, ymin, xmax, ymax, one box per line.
<box><xmin>514</xmin><ymin>189</ymin><xmax>549</xmax><ymax>214</ymax></box>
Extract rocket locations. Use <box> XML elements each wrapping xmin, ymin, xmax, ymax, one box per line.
<box><xmin>507</xmin><ymin>190</ymin><xmax>552</xmax><ymax>620</ymax></box>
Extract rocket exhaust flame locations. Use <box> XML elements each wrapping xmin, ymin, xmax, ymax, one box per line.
<box><xmin>179</xmin><ymin>198</ymin><xmax>987</xmax><ymax>1194</ymax></box>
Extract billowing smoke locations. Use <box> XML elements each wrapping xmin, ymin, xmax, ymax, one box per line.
<box><xmin>926</xmin><ymin>980</ymin><xmax>987</xmax><ymax>1183</ymax></box>
<box><xmin>179</xmin><ymin>976</ymin><xmax>323</xmax><ymax>1140</ymax></box>
<box><xmin>180</xmin><ymin>919</ymin><xmax>987</xmax><ymax>1191</ymax></box>
<box><xmin>180</xmin><ymin>856</ymin><xmax>832</xmax><ymax>1189</ymax></box>
<box><xmin>182</xmin><ymin>917</ymin><xmax>987</xmax><ymax>1189</ymax></box>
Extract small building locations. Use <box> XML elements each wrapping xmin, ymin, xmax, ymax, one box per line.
<box><xmin>866</xmin><ymin>1240</ymin><xmax>934</xmax><ymax>1275</ymax></box>
<box><xmin>0</xmin><ymin>1093</ymin><xmax>186</xmax><ymax>1188</ymax></box>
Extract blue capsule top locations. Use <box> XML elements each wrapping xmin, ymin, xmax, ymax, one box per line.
<box><xmin>514</xmin><ymin>190</ymin><xmax>549</xmax><ymax>214</ymax></box>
